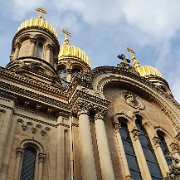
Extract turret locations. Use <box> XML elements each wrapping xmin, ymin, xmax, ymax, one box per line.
<box><xmin>7</xmin><ymin>7</ymin><xmax>60</xmax><ymax>77</ymax></box>
<box><xmin>57</xmin><ymin>29</ymin><xmax>91</xmax><ymax>85</ymax></box>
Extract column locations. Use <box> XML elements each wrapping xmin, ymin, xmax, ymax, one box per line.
<box><xmin>56</xmin><ymin>116</ymin><xmax>65</xmax><ymax>179</ymax></box>
<box><xmin>29</xmin><ymin>38</ymin><xmax>36</xmax><ymax>56</ymax></box>
<box><xmin>37</xmin><ymin>153</ymin><xmax>46</xmax><ymax>180</ymax></box>
<box><xmin>130</xmin><ymin>128</ymin><xmax>152</xmax><ymax>179</ymax></box>
<box><xmin>14</xmin><ymin>148</ymin><xmax>24</xmax><ymax>180</ymax></box>
<box><xmin>152</xmin><ymin>136</ymin><xmax>169</xmax><ymax>177</ymax></box>
<box><xmin>66</xmin><ymin>69</ymin><xmax>72</xmax><ymax>83</ymax></box>
<box><xmin>94</xmin><ymin>112</ymin><xmax>115</xmax><ymax>180</ymax></box>
<box><xmin>13</xmin><ymin>43</ymin><xmax>21</xmax><ymax>60</ymax></box>
<box><xmin>78</xmin><ymin>108</ymin><xmax>97</xmax><ymax>180</ymax></box>
<box><xmin>114</xmin><ymin>122</ymin><xmax>132</xmax><ymax>179</ymax></box>
<box><xmin>46</xmin><ymin>44</ymin><xmax>52</xmax><ymax>65</ymax></box>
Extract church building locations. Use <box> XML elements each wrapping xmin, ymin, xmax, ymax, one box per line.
<box><xmin>0</xmin><ymin>8</ymin><xmax>179</xmax><ymax>180</ymax></box>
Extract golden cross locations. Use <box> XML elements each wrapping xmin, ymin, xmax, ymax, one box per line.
<box><xmin>62</xmin><ymin>29</ymin><xmax>71</xmax><ymax>45</ymax></box>
<box><xmin>126</xmin><ymin>47</ymin><xmax>140</xmax><ymax>68</ymax></box>
<box><xmin>126</xmin><ymin>47</ymin><xmax>136</xmax><ymax>58</ymax></box>
<box><xmin>62</xmin><ymin>29</ymin><xmax>71</xmax><ymax>38</ymax></box>
<box><xmin>36</xmin><ymin>7</ymin><xmax>47</xmax><ymax>18</ymax></box>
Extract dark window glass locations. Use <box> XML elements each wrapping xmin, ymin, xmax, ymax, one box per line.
<box><xmin>36</xmin><ymin>43</ymin><xmax>43</xmax><ymax>58</ymax></box>
<box><xmin>158</xmin><ymin>132</ymin><xmax>171</xmax><ymax>165</ymax></box>
<box><xmin>72</xmin><ymin>68</ymin><xmax>80</xmax><ymax>76</ymax></box>
<box><xmin>58</xmin><ymin>69</ymin><xmax>68</xmax><ymax>87</ymax></box>
<box><xmin>20</xmin><ymin>146</ymin><xmax>36</xmax><ymax>180</ymax></box>
<box><xmin>120</xmin><ymin>122</ymin><xmax>142</xmax><ymax>180</ymax></box>
<box><xmin>136</xmin><ymin>121</ymin><xmax>162</xmax><ymax>179</ymax></box>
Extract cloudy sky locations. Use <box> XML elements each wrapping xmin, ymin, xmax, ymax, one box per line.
<box><xmin>0</xmin><ymin>0</ymin><xmax>180</xmax><ymax>102</ymax></box>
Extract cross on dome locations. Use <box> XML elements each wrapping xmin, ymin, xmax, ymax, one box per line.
<box><xmin>62</xmin><ymin>29</ymin><xmax>71</xmax><ymax>45</ymax></box>
<box><xmin>36</xmin><ymin>7</ymin><xmax>47</xmax><ymax>19</ymax></box>
<box><xmin>126</xmin><ymin>47</ymin><xmax>140</xmax><ymax>68</ymax></box>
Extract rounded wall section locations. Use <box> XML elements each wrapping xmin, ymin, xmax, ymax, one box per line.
<box><xmin>92</xmin><ymin>68</ymin><xmax>180</xmax><ymax>136</ymax></box>
<box><xmin>11</xmin><ymin>27</ymin><xmax>59</xmax><ymax>69</ymax></box>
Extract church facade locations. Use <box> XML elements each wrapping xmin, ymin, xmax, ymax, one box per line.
<box><xmin>0</xmin><ymin>8</ymin><xmax>179</xmax><ymax>180</ymax></box>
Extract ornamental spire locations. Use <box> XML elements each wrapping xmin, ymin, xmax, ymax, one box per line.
<box><xmin>62</xmin><ymin>29</ymin><xmax>71</xmax><ymax>45</ymax></box>
<box><xmin>126</xmin><ymin>47</ymin><xmax>140</xmax><ymax>68</ymax></box>
<box><xmin>36</xmin><ymin>7</ymin><xmax>47</xmax><ymax>19</ymax></box>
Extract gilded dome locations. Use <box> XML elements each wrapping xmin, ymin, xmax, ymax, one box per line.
<box><xmin>17</xmin><ymin>17</ymin><xmax>58</xmax><ymax>38</ymax></box>
<box><xmin>135</xmin><ymin>65</ymin><xmax>162</xmax><ymax>78</ymax></box>
<box><xmin>58</xmin><ymin>41</ymin><xmax>91</xmax><ymax>66</ymax></box>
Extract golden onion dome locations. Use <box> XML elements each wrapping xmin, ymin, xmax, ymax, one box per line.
<box><xmin>135</xmin><ymin>65</ymin><xmax>162</xmax><ymax>78</ymax></box>
<box><xmin>17</xmin><ymin>17</ymin><xmax>58</xmax><ymax>38</ymax></box>
<box><xmin>58</xmin><ymin>31</ymin><xmax>91</xmax><ymax>66</ymax></box>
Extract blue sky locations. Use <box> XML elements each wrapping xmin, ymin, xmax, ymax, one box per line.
<box><xmin>0</xmin><ymin>0</ymin><xmax>180</xmax><ymax>102</ymax></box>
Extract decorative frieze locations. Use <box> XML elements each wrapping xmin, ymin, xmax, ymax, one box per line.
<box><xmin>18</xmin><ymin>120</ymin><xmax>51</xmax><ymax>136</ymax></box>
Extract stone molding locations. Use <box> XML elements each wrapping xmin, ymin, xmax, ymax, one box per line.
<box><xmin>131</xmin><ymin>128</ymin><xmax>140</xmax><ymax>141</ymax></box>
<box><xmin>30</xmin><ymin>37</ymin><xmax>37</xmax><ymax>44</ymax></box>
<box><xmin>38</xmin><ymin>153</ymin><xmax>46</xmax><ymax>163</ymax></box>
<box><xmin>152</xmin><ymin>136</ymin><xmax>161</xmax><ymax>148</ymax></box>
<box><xmin>16</xmin><ymin>147</ymin><xmax>24</xmax><ymax>157</ymax></box>
<box><xmin>170</xmin><ymin>142</ymin><xmax>179</xmax><ymax>153</ymax></box>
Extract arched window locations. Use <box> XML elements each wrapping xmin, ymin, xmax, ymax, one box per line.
<box><xmin>72</xmin><ymin>67</ymin><xmax>81</xmax><ymax>77</ymax></box>
<box><xmin>136</xmin><ymin>120</ymin><xmax>162</xmax><ymax>179</ymax></box>
<box><xmin>120</xmin><ymin>121</ymin><xmax>142</xmax><ymax>179</ymax></box>
<box><xmin>36</xmin><ymin>42</ymin><xmax>43</xmax><ymax>59</ymax></box>
<box><xmin>58</xmin><ymin>65</ymin><xmax>68</xmax><ymax>87</ymax></box>
<box><xmin>20</xmin><ymin>146</ymin><xmax>36</xmax><ymax>180</ymax></box>
<box><xmin>157</xmin><ymin>131</ymin><xmax>171</xmax><ymax>165</ymax></box>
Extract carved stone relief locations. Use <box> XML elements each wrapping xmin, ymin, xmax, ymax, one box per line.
<box><xmin>122</xmin><ymin>90</ymin><xmax>145</xmax><ymax>110</ymax></box>
<box><xmin>17</xmin><ymin>119</ymin><xmax>51</xmax><ymax>136</ymax></box>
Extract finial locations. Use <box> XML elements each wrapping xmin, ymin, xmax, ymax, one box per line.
<box><xmin>126</xmin><ymin>47</ymin><xmax>140</xmax><ymax>68</ymax></box>
<box><xmin>61</xmin><ymin>29</ymin><xmax>71</xmax><ymax>45</ymax></box>
<box><xmin>36</xmin><ymin>7</ymin><xmax>47</xmax><ymax>19</ymax></box>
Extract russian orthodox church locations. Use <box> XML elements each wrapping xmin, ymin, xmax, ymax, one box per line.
<box><xmin>0</xmin><ymin>8</ymin><xmax>179</xmax><ymax>180</ymax></box>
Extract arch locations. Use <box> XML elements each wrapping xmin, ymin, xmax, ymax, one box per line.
<box><xmin>154</xmin><ymin>126</ymin><xmax>173</xmax><ymax>145</ymax></box>
<box><xmin>114</xmin><ymin>112</ymin><xmax>133</xmax><ymax>128</ymax></box>
<box><xmin>19</xmin><ymin>139</ymin><xmax>44</xmax><ymax>153</ymax></box>
<box><xmin>93</xmin><ymin>72</ymin><xmax>180</xmax><ymax>134</ymax></box>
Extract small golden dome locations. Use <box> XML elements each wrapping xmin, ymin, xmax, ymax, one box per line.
<box><xmin>17</xmin><ymin>18</ymin><xmax>58</xmax><ymax>38</ymax></box>
<box><xmin>58</xmin><ymin>44</ymin><xmax>91</xmax><ymax>66</ymax></box>
<box><xmin>135</xmin><ymin>65</ymin><xmax>162</xmax><ymax>78</ymax></box>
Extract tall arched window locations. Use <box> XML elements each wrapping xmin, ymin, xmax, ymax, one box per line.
<box><xmin>20</xmin><ymin>146</ymin><xmax>36</xmax><ymax>180</ymax></box>
<box><xmin>157</xmin><ymin>131</ymin><xmax>171</xmax><ymax>165</ymax></box>
<box><xmin>36</xmin><ymin>42</ymin><xmax>43</xmax><ymax>59</ymax></box>
<box><xmin>120</xmin><ymin>121</ymin><xmax>142</xmax><ymax>179</ymax></box>
<box><xmin>136</xmin><ymin>120</ymin><xmax>162</xmax><ymax>179</ymax></box>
